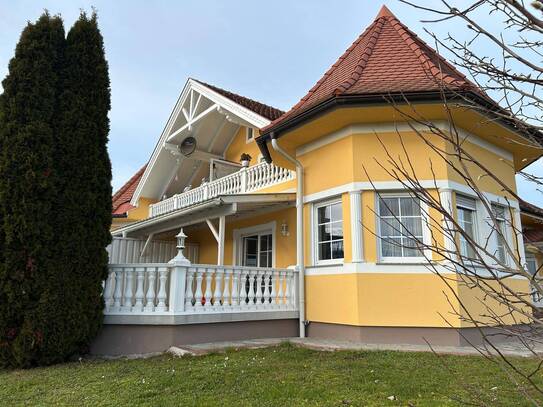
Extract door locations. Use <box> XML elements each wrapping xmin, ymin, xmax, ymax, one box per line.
<box><xmin>242</xmin><ymin>233</ymin><xmax>273</xmax><ymax>267</ymax></box>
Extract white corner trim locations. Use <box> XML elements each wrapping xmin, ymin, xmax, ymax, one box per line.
<box><xmin>295</xmin><ymin>120</ymin><xmax>513</xmax><ymax>162</ymax></box>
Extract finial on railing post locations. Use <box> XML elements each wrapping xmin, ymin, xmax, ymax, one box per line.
<box><xmin>169</xmin><ymin>228</ymin><xmax>191</xmax><ymax>265</ymax></box>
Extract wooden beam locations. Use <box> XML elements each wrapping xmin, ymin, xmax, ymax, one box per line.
<box><xmin>167</xmin><ymin>104</ymin><xmax>218</xmax><ymax>142</ymax></box>
<box><xmin>206</xmin><ymin>219</ymin><xmax>219</xmax><ymax>242</ymax></box>
<box><xmin>218</xmin><ymin>216</ymin><xmax>225</xmax><ymax>266</ymax></box>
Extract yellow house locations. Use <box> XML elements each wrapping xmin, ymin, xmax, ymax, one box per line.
<box><xmin>97</xmin><ymin>6</ymin><xmax>543</xmax><ymax>355</ymax></box>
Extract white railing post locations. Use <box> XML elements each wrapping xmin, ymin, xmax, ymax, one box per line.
<box><xmin>104</xmin><ymin>270</ymin><xmax>115</xmax><ymax>312</ymax></box>
<box><xmin>185</xmin><ymin>268</ymin><xmax>195</xmax><ymax>311</ymax></box>
<box><xmin>223</xmin><ymin>268</ymin><xmax>232</xmax><ymax>308</ymax></box>
<box><xmin>240</xmin><ymin>167</ymin><xmax>248</xmax><ymax>193</ymax></box>
<box><xmin>203</xmin><ymin>182</ymin><xmax>209</xmax><ymax>200</ymax></box>
<box><xmin>214</xmin><ymin>268</ymin><xmax>224</xmax><ymax>310</ymax></box>
<box><xmin>168</xmin><ymin>228</ymin><xmax>190</xmax><ymax>313</ymax></box>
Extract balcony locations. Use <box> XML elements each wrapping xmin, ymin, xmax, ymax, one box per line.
<box><xmin>149</xmin><ymin>162</ymin><xmax>295</xmax><ymax>218</ymax></box>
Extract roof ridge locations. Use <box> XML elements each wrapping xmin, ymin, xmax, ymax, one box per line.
<box><xmin>334</xmin><ymin>16</ymin><xmax>387</xmax><ymax>94</ymax></box>
<box><xmin>386</xmin><ymin>15</ymin><xmax>472</xmax><ymax>89</ymax></box>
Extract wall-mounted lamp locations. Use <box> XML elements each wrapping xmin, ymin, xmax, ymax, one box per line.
<box><xmin>281</xmin><ymin>221</ymin><xmax>289</xmax><ymax>237</ymax></box>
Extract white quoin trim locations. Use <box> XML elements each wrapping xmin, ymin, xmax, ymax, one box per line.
<box><xmin>350</xmin><ymin>191</ymin><xmax>364</xmax><ymax>262</ymax></box>
<box><xmin>130</xmin><ymin>78</ymin><xmax>272</xmax><ymax>206</ymax></box>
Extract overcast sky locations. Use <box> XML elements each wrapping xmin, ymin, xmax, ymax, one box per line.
<box><xmin>1</xmin><ymin>0</ymin><xmax>541</xmax><ymax>205</ymax></box>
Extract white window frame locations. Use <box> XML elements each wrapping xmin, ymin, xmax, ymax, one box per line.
<box><xmin>312</xmin><ymin>198</ymin><xmax>345</xmax><ymax>266</ymax></box>
<box><xmin>246</xmin><ymin>127</ymin><xmax>255</xmax><ymax>143</ymax></box>
<box><xmin>490</xmin><ymin>203</ymin><xmax>510</xmax><ymax>265</ymax></box>
<box><xmin>376</xmin><ymin>192</ymin><xmax>431</xmax><ymax>264</ymax></box>
<box><xmin>456</xmin><ymin>196</ymin><xmax>478</xmax><ymax>260</ymax></box>
<box><xmin>232</xmin><ymin>221</ymin><xmax>276</xmax><ymax>267</ymax></box>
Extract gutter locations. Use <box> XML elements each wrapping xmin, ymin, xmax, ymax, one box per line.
<box><xmin>270</xmin><ymin>134</ymin><xmax>306</xmax><ymax>338</ymax></box>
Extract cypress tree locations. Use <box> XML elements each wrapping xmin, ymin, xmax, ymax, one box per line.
<box><xmin>0</xmin><ymin>13</ymin><xmax>66</xmax><ymax>367</ymax></box>
<box><xmin>54</xmin><ymin>11</ymin><xmax>112</xmax><ymax>359</ymax></box>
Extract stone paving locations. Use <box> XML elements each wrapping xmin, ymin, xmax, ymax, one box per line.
<box><xmin>167</xmin><ymin>337</ymin><xmax>543</xmax><ymax>358</ymax></box>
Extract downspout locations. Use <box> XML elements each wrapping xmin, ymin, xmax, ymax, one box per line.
<box><xmin>270</xmin><ymin>133</ymin><xmax>306</xmax><ymax>338</ymax></box>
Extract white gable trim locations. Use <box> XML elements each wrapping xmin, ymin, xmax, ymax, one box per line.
<box><xmin>131</xmin><ymin>79</ymin><xmax>272</xmax><ymax>206</ymax></box>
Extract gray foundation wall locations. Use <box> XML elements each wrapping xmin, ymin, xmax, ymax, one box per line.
<box><xmin>306</xmin><ymin>322</ymin><xmax>526</xmax><ymax>347</ymax></box>
<box><xmin>91</xmin><ymin>319</ymin><xmax>298</xmax><ymax>356</ymax></box>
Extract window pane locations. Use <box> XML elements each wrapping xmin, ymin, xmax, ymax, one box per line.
<box><xmin>331</xmin><ymin>240</ymin><xmax>344</xmax><ymax>259</ymax></box>
<box><xmin>527</xmin><ymin>258</ymin><xmax>537</xmax><ymax>275</ymax></box>
<box><xmin>260</xmin><ymin>234</ymin><xmax>268</xmax><ymax>251</ymax></box>
<box><xmin>318</xmin><ymin>206</ymin><xmax>331</xmax><ymax>224</ymax></box>
<box><xmin>318</xmin><ymin>224</ymin><xmax>331</xmax><ymax>242</ymax></box>
<box><xmin>318</xmin><ymin>242</ymin><xmax>331</xmax><ymax>260</ymax></box>
<box><xmin>381</xmin><ymin>237</ymin><xmax>402</xmax><ymax>257</ymax></box>
<box><xmin>330</xmin><ymin>222</ymin><xmax>343</xmax><ymax>241</ymax></box>
<box><xmin>330</xmin><ymin>202</ymin><xmax>342</xmax><ymax>222</ymax></box>
<box><xmin>402</xmin><ymin>217</ymin><xmax>423</xmax><ymax>238</ymax></box>
<box><xmin>380</xmin><ymin>218</ymin><xmax>401</xmax><ymax>237</ymax></box>
<box><xmin>402</xmin><ymin>237</ymin><xmax>422</xmax><ymax>257</ymax></box>
<box><xmin>400</xmin><ymin>197</ymin><xmax>421</xmax><ymax>216</ymax></box>
<box><xmin>259</xmin><ymin>252</ymin><xmax>267</xmax><ymax>268</ymax></box>
<box><xmin>379</xmin><ymin>197</ymin><xmax>399</xmax><ymax>217</ymax></box>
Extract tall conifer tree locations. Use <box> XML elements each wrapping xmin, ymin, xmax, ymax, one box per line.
<box><xmin>54</xmin><ymin>11</ymin><xmax>112</xmax><ymax>358</ymax></box>
<box><xmin>0</xmin><ymin>13</ymin><xmax>66</xmax><ymax>367</ymax></box>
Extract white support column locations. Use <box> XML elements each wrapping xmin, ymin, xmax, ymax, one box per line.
<box><xmin>218</xmin><ymin>216</ymin><xmax>226</xmax><ymax>266</ymax></box>
<box><xmin>512</xmin><ymin>208</ymin><xmax>526</xmax><ymax>267</ymax></box>
<box><xmin>439</xmin><ymin>188</ymin><xmax>457</xmax><ymax>263</ymax></box>
<box><xmin>350</xmin><ymin>191</ymin><xmax>364</xmax><ymax>263</ymax></box>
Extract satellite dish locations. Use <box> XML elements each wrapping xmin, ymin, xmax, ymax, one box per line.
<box><xmin>179</xmin><ymin>136</ymin><xmax>197</xmax><ymax>156</ymax></box>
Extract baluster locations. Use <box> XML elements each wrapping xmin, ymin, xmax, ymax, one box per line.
<box><xmin>194</xmin><ymin>268</ymin><xmax>204</xmax><ymax>309</ymax></box>
<box><xmin>144</xmin><ymin>268</ymin><xmax>156</xmax><ymax>312</ymax></box>
<box><xmin>112</xmin><ymin>268</ymin><xmax>123</xmax><ymax>312</ymax></box>
<box><xmin>231</xmin><ymin>268</ymin><xmax>240</xmax><ymax>309</ymax></box>
<box><xmin>277</xmin><ymin>271</ymin><xmax>285</xmax><ymax>308</ymax></box>
<box><xmin>247</xmin><ymin>270</ymin><xmax>256</xmax><ymax>307</ymax></box>
<box><xmin>223</xmin><ymin>269</ymin><xmax>232</xmax><ymax>308</ymax></box>
<box><xmin>239</xmin><ymin>269</ymin><xmax>248</xmax><ymax>308</ymax></box>
<box><xmin>134</xmin><ymin>267</ymin><xmax>145</xmax><ymax>312</ymax></box>
<box><xmin>156</xmin><ymin>266</ymin><xmax>168</xmax><ymax>312</ymax></box>
<box><xmin>185</xmin><ymin>268</ymin><xmax>195</xmax><ymax>311</ymax></box>
<box><xmin>214</xmin><ymin>268</ymin><xmax>224</xmax><ymax>310</ymax></box>
<box><xmin>122</xmin><ymin>268</ymin><xmax>134</xmax><ymax>311</ymax></box>
<box><xmin>104</xmin><ymin>270</ymin><xmax>115</xmax><ymax>312</ymax></box>
<box><xmin>263</xmin><ymin>270</ymin><xmax>272</xmax><ymax>309</ymax></box>
<box><xmin>270</xmin><ymin>270</ymin><xmax>278</xmax><ymax>309</ymax></box>
<box><xmin>255</xmin><ymin>269</ymin><xmax>264</xmax><ymax>308</ymax></box>
<box><xmin>204</xmin><ymin>268</ymin><xmax>213</xmax><ymax>309</ymax></box>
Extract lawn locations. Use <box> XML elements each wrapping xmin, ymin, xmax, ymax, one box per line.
<box><xmin>1</xmin><ymin>343</ymin><xmax>541</xmax><ymax>406</ymax></box>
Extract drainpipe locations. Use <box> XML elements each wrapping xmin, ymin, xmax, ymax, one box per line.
<box><xmin>270</xmin><ymin>133</ymin><xmax>306</xmax><ymax>338</ymax></box>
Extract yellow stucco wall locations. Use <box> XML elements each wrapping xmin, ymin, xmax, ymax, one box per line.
<box><xmin>224</xmin><ymin>126</ymin><xmax>263</xmax><ymax>165</ymax></box>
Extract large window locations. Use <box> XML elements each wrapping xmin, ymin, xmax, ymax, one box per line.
<box><xmin>242</xmin><ymin>233</ymin><xmax>272</xmax><ymax>267</ymax></box>
<box><xmin>315</xmin><ymin>200</ymin><xmax>344</xmax><ymax>262</ymax></box>
<box><xmin>378</xmin><ymin>196</ymin><xmax>424</xmax><ymax>259</ymax></box>
<box><xmin>456</xmin><ymin>195</ymin><xmax>477</xmax><ymax>258</ymax></box>
<box><xmin>491</xmin><ymin>204</ymin><xmax>507</xmax><ymax>263</ymax></box>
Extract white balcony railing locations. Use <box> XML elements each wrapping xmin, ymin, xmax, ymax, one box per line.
<box><xmin>149</xmin><ymin>162</ymin><xmax>295</xmax><ymax>218</ymax></box>
<box><xmin>103</xmin><ymin>263</ymin><xmax>299</xmax><ymax>315</ymax></box>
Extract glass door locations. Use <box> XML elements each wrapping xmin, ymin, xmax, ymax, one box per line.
<box><xmin>242</xmin><ymin>233</ymin><xmax>272</xmax><ymax>267</ymax></box>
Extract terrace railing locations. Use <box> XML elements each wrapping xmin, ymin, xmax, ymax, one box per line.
<box><xmin>149</xmin><ymin>162</ymin><xmax>295</xmax><ymax>218</ymax></box>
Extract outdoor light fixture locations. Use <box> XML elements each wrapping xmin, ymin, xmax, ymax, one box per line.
<box><xmin>281</xmin><ymin>221</ymin><xmax>289</xmax><ymax>237</ymax></box>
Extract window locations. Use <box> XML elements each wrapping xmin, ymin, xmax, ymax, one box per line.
<box><xmin>315</xmin><ymin>200</ymin><xmax>344</xmax><ymax>262</ymax></box>
<box><xmin>527</xmin><ymin>254</ymin><xmax>538</xmax><ymax>276</ymax></box>
<box><xmin>378</xmin><ymin>196</ymin><xmax>424</xmax><ymax>259</ymax></box>
<box><xmin>456</xmin><ymin>195</ymin><xmax>477</xmax><ymax>258</ymax></box>
<box><xmin>242</xmin><ymin>233</ymin><xmax>272</xmax><ymax>267</ymax></box>
<box><xmin>491</xmin><ymin>204</ymin><xmax>507</xmax><ymax>263</ymax></box>
<box><xmin>246</xmin><ymin>127</ymin><xmax>254</xmax><ymax>142</ymax></box>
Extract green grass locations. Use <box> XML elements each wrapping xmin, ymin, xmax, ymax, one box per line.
<box><xmin>1</xmin><ymin>343</ymin><xmax>542</xmax><ymax>406</ymax></box>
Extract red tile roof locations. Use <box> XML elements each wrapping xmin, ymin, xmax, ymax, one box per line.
<box><xmin>262</xmin><ymin>5</ymin><xmax>478</xmax><ymax>133</ymax></box>
<box><xmin>112</xmin><ymin>164</ymin><xmax>146</xmax><ymax>215</ymax></box>
<box><xmin>194</xmin><ymin>79</ymin><xmax>284</xmax><ymax>121</ymax></box>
